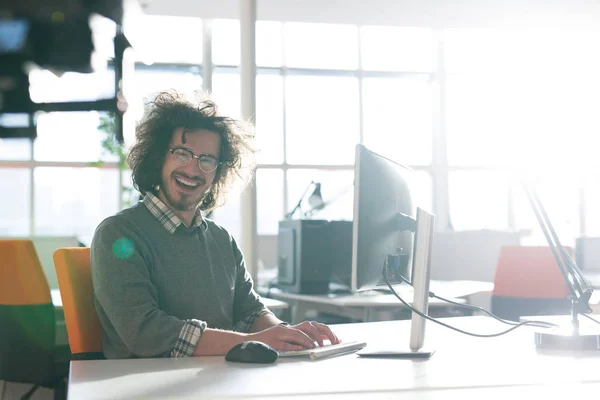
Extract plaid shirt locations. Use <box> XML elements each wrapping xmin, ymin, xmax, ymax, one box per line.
<box><xmin>143</xmin><ymin>192</ymin><xmax>206</xmax><ymax>234</ymax></box>
<box><xmin>142</xmin><ymin>193</ymin><xmax>271</xmax><ymax>357</ymax></box>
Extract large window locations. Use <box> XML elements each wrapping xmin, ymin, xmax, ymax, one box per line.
<box><xmin>3</xmin><ymin>15</ymin><xmax>599</xmax><ymax>274</ymax></box>
<box><xmin>445</xmin><ymin>28</ymin><xmax>600</xmax><ymax>246</ymax></box>
<box><xmin>210</xmin><ymin>20</ymin><xmax>435</xmax><ymax>239</ymax></box>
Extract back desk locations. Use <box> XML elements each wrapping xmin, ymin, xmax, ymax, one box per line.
<box><xmin>68</xmin><ymin>316</ymin><xmax>600</xmax><ymax>399</ymax></box>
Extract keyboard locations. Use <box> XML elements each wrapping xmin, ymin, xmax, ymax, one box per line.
<box><xmin>278</xmin><ymin>341</ymin><xmax>367</xmax><ymax>360</ymax></box>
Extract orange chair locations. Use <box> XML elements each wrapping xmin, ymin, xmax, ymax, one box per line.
<box><xmin>0</xmin><ymin>239</ymin><xmax>69</xmax><ymax>400</ymax></box>
<box><xmin>53</xmin><ymin>247</ymin><xmax>104</xmax><ymax>360</ymax></box>
<box><xmin>491</xmin><ymin>246</ymin><xmax>571</xmax><ymax>321</ymax></box>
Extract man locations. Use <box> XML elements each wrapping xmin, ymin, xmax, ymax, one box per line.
<box><xmin>91</xmin><ymin>91</ymin><xmax>340</xmax><ymax>358</ymax></box>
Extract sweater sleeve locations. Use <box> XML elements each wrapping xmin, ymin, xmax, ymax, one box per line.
<box><xmin>230</xmin><ymin>237</ymin><xmax>269</xmax><ymax>331</ymax></box>
<box><xmin>91</xmin><ymin>217</ymin><xmax>205</xmax><ymax>358</ymax></box>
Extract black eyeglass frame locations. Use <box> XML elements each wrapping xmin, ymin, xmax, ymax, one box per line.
<box><xmin>169</xmin><ymin>147</ymin><xmax>222</xmax><ymax>173</ymax></box>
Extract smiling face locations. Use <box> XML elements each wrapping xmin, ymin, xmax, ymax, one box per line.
<box><xmin>157</xmin><ymin>127</ymin><xmax>221</xmax><ymax>226</ymax></box>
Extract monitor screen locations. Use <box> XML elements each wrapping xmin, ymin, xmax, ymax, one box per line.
<box><xmin>351</xmin><ymin>144</ymin><xmax>415</xmax><ymax>292</ymax></box>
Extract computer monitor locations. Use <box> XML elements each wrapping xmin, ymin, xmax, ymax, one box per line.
<box><xmin>351</xmin><ymin>144</ymin><xmax>415</xmax><ymax>292</ymax></box>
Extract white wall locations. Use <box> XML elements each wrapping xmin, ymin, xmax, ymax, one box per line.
<box><xmin>142</xmin><ymin>0</ymin><xmax>600</xmax><ymax>29</ymax></box>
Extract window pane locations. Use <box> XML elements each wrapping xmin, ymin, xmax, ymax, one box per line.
<box><xmin>208</xmin><ymin>193</ymin><xmax>241</xmax><ymax>247</ymax></box>
<box><xmin>447</xmin><ymin>73</ymin><xmax>600</xmax><ymax>168</ymax></box>
<box><xmin>448</xmin><ymin>171</ymin><xmax>510</xmax><ymax>231</ymax></box>
<box><xmin>411</xmin><ymin>170</ymin><xmax>433</xmax><ymax>213</ymax></box>
<box><xmin>361</xmin><ymin>26</ymin><xmax>435</xmax><ymax>72</ymax></box>
<box><xmin>287</xmin><ymin>169</ymin><xmax>354</xmax><ymax>221</ymax></box>
<box><xmin>256</xmin><ymin>169</ymin><xmax>283</xmax><ymax>235</ymax></box>
<box><xmin>257</xmin><ymin>21</ymin><xmax>284</xmax><ymax>67</ymax></box>
<box><xmin>284</xmin><ymin>23</ymin><xmax>359</xmax><ymax>70</ymax></box>
<box><xmin>256</xmin><ymin>74</ymin><xmax>284</xmax><ymax>164</ymax></box>
<box><xmin>445</xmin><ymin>28</ymin><xmax>600</xmax><ymax>74</ymax></box>
<box><xmin>34</xmin><ymin>112</ymin><xmax>108</xmax><ymax>162</ymax></box>
<box><xmin>134</xmin><ymin>67</ymin><xmax>203</xmax><ymax>102</ymax></box>
<box><xmin>29</xmin><ymin>69</ymin><xmax>114</xmax><ymax>103</ymax></box>
<box><xmin>362</xmin><ymin>76</ymin><xmax>432</xmax><ymax>165</ymax></box>
<box><xmin>0</xmin><ymin>138</ymin><xmax>30</xmax><ymax>160</ymax></box>
<box><xmin>213</xmin><ymin>72</ymin><xmax>283</xmax><ymax>164</ymax></box>
<box><xmin>0</xmin><ymin>168</ymin><xmax>30</xmax><ymax>236</ymax></box>
<box><xmin>212</xmin><ymin>20</ymin><xmax>284</xmax><ymax>67</ymax></box>
<box><xmin>34</xmin><ymin>167</ymin><xmax>119</xmax><ymax>237</ymax></box>
<box><xmin>212</xmin><ymin>71</ymin><xmax>241</xmax><ymax>119</ymax></box>
<box><xmin>446</xmin><ymin>75</ymin><xmax>514</xmax><ymax>166</ymax></box>
<box><xmin>0</xmin><ymin>114</ymin><xmax>32</xmax><ymax>160</ymax></box>
<box><xmin>286</xmin><ymin>76</ymin><xmax>359</xmax><ymax>164</ymax></box>
<box><xmin>514</xmin><ymin>173</ymin><xmax>580</xmax><ymax>247</ymax></box>
<box><xmin>212</xmin><ymin>19</ymin><xmax>240</xmax><ymax>66</ymax></box>
<box><xmin>137</xmin><ymin>16</ymin><xmax>202</xmax><ymax>64</ymax></box>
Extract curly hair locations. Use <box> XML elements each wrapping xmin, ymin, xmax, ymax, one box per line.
<box><xmin>127</xmin><ymin>90</ymin><xmax>257</xmax><ymax>211</ymax></box>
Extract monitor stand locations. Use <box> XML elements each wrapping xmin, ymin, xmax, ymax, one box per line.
<box><xmin>357</xmin><ymin>347</ymin><xmax>435</xmax><ymax>359</ymax></box>
<box><xmin>356</xmin><ymin>208</ymin><xmax>437</xmax><ymax>360</ymax></box>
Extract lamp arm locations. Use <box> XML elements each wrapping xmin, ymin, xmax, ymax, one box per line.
<box><xmin>285</xmin><ymin>181</ymin><xmax>315</xmax><ymax>219</ymax></box>
<box><xmin>523</xmin><ymin>184</ymin><xmax>593</xmax><ymax>313</ymax></box>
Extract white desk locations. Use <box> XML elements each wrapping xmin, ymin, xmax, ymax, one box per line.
<box><xmin>268</xmin><ymin>280</ymin><xmax>492</xmax><ymax>323</ymax></box>
<box><xmin>68</xmin><ymin>316</ymin><xmax>600</xmax><ymax>399</ymax></box>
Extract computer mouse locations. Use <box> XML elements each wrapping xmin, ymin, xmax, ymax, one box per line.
<box><xmin>225</xmin><ymin>341</ymin><xmax>279</xmax><ymax>364</ymax></box>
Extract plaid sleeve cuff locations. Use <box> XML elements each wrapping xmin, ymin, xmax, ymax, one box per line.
<box><xmin>233</xmin><ymin>309</ymin><xmax>273</xmax><ymax>333</ymax></box>
<box><xmin>171</xmin><ymin>319</ymin><xmax>207</xmax><ymax>358</ymax></box>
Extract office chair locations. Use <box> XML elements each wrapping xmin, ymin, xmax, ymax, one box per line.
<box><xmin>53</xmin><ymin>247</ymin><xmax>105</xmax><ymax>360</ymax></box>
<box><xmin>491</xmin><ymin>246</ymin><xmax>571</xmax><ymax>321</ymax></box>
<box><xmin>0</xmin><ymin>240</ymin><xmax>69</xmax><ymax>400</ymax></box>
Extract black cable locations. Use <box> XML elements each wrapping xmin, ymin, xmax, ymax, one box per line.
<box><xmin>581</xmin><ymin>313</ymin><xmax>600</xmax><ymax>326</ymax></box>
<box><xmin>20</xmin><ymin>385</ymin><xmax>38</xmax><ymax>400</ymax></box>
<box><xmin>0</xmin><ymin>380</ymin><xmax>7</xmax><ymax>400</ymax></box>
<box><xmin>429</xmin><ymin>291</ymin><xmax>557</xmax><ymax>329</ymax></box>
<box><xmin>382</xmin><ymin>266</ymin><xmax>556</xmax><ymax>338</ymax></box>
<box><xmin>393</xmin><ymin>274</ymin><xmax>557</xmax><ymax>329</ymax></box>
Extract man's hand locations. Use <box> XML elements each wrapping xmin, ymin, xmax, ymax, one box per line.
<box><xmin>291</xmin><ymin>321</ymin><xmax>341</xmax><ymax>347</ymax></box>
<box><xmin>248</xmin><ymin>324</ymin><xmax>316</xmax><ymax>351</ymax></box>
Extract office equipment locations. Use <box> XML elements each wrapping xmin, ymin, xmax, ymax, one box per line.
<box><xmin>358</xmin><ymin>207</ymin><xmax>436</xmax><ymax>358</ymax></box>
<box><xmin>277</xmin><ymin>219</ymin><xmax>341</xmax><ymax>294</ymax></box>
<box><xmin>278</xmin><ymin>340</ymin><xmax>367</xmax><ymax>360</ymax></box>
<box><xmin>491</xmin><ymin>246</ymin><xmax>571</xmax><ymax>321</ymax></box>
<box><xmin>0</xmin><ymin>239</ymin><xmax>69</xmax><ymax>400</ymax></box>
<box><xmin>351</xmin><ymin>144</ymin><xmax>415</xmax><ymax>292</ymax></box>
<box><xmin>523</xmin><ymin>185</ymin><xmax>600</xmax><ymax>350</ymax></box>
<box><xmin>225</xmin><ymin>341</ymin><xmax>278</xmax><ymax>364</ymax></box>
<box><xmin>329</xmin><ymin>220</ymin><xmax>354</xmax><ymax>289</ymax></box>
<box><xmin>66</xmin><ymin>316</ymin><xmax>600</xmax><ymax>400</ymax></box>
<box><xmin>53</xmin><ymin>247</ymin><xmax>105</xmax><ymax>360</ymax></box>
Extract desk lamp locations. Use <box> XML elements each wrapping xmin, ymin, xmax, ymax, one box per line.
<box><xmin>285</xmin><ymin>181</ymin><xmax>323</xmax><ymax>219</ymax></box>
<box><xmin>524</xmin><ymin>185</ymin><xmax>600</xmax><ymax>350</ymax></box>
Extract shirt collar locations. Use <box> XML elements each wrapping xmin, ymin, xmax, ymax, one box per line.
<box><xmin>142</xmin><ymin>192</ymin><xmax>206</xmax><ymax>234</ymax></box>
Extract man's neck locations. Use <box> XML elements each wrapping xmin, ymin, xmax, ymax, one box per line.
<box><xmin>156</xmin><ymin>191</ymin><xmax>197</xmax><ymax>228</ymax></box>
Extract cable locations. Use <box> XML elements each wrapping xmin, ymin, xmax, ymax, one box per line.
<box><xmin>429</xmin><ymin>291</ymin><xmax>557</xmax><ymax>329</ymax></box>
<box><xmin>581</xmin><ymin>313</ymin><xmax>600</xmax><ymax>326</ymax></box>
<box><xmin>382</xmin><ymin>267</ymin><xmax>557</xmax><ymax>338</ymax></box>
<box><xmin>392</xmin><ymin>274</ymin><xmax>557</xmax><ymax>329</ymax></box>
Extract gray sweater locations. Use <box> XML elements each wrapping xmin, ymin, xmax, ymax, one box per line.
<box><xmin>91</xmin><ymin>200</ymin><xmax>267</xmax><ymax>359</ymax></box>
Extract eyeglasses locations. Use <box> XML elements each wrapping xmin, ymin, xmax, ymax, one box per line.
<box><xmin>169</xmin><ymin>148</ymin><xmax>221</xmax><ymax>173</ymax></box>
